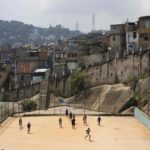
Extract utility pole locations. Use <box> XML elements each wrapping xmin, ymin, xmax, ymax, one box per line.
<box><xmin>148</xmin><ymin>100</ymin><xmax>150</xmax><ymax>116</ymax></box>
<box><xmin>54</xmin><ymin>73</ymin><xmax>57</xmax><ymax>115</ymax></box>
<box><xmin>0</xmin><ymin>103</ymin><xmax>1</xmax><ymax>124</ymax></box>
<box><xmin>54</xmin><ymin>94</ymin><xmax>56</xmax><ymax>115</ymax></box>
<box><xmin>124</xmin><ymin>51</ymin><xmax>127</xmax><ymax>79</ymax></box>
<box><xmin>115</xmin><ymin>52</ymin><xmax>118</xmax><ymax>83</ymax></box>
<box><xmin>99</xmin><ymin>89</ymin><xmax>101</xmax><ymax>115</ymax></box>
<box><xmin>148</xmin><ymin>49</ymin><xmax>150</xmax><ymax>76</ymax></box>
<box><xmin>83</xmin><ymin>79</ymin><xmax>87</xmax><ymax>115</ymax></box>
<box><xmin>139</xmin><ymin>48</ymin><xmax>142</xmax><ymax>76</ymax></box>
<box><xmin>84</xmin><ymin>91</ymin><xmax>85</xmax><ymax>115</ymax></box>
<box><xmin>13</xmin><ymin>58</ymin><xmax>17</xmax><ymax>114</ymax></box>
<box><xmin>76</xmin><ymin>22</ymin><xmax>79</xmax><ymax>37</ymax></box>
<box><xmin>69</xmin><ymin>70</ymin><xmax>72</xmax><ymax>113</ymax></box>
<box><xmin>132</xmin><ymin>50</ymin><xmax>135</xmax><ymax>71</ymax></box>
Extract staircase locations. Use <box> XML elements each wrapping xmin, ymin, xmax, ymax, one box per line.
<box><xmin>39</xmin><ymin>80</ymin><xmax>50</xmax><ymax>110</ymax></box>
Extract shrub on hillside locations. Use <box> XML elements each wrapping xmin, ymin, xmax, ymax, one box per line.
<box><xmin>71</xmin><ymin>71</ymin><xmax>86</xmax><ymax>94</ymax></box>
<box><xmin>21</xmin><ymin>99</ymin><xmax>38</xmax><ymax>112</ymax></box>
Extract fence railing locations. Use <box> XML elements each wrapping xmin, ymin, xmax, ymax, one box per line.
<box><xmin>0</xmin><ymin>82</ymin><xmax>41</xmax><ymax>123</ymax></box>
<box><xmin>0</xmin><ymin>102</ymin><xmax>15</xmax><ymax>123</ymax></box>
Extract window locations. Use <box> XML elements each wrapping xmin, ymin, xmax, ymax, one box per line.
<box><xmin>129</xmin><ymin>44</ymin><xmax>133</xmax><ymax>48</ymax></box>
<box><xmin>145</xmin><ymin>21</ymin><xmax>150</xmax><ymax>28</ymax></box>
<box><xmin>133</xmin><ymin>32</ymin><xmax>137</xmax><ymax>39</ymax></box>
<box><xmin>140</xmin><ymin>33</ymin><xmax>149</xmax><ymax>41</ymax></box>
<box><xmin>144</xmin><ymin>35</ymin><xmax>149</xmax><ymax>41</ymax></box>
<box><xmin>21</xmin><ymin>75</ymin><xmax>24</xmax><ymax>80</ymax></box>
<box><xmin>111</xmin><ymin>26</ymin><xmax>116</xmax><ymax>30</ymax></box>
<box><xmin>113</xmin><ymin>36</ymin><xmax>116</xmax><ymax>41</ymax></box>
<box><xmin>139</xmin><ymin>33</ymin><xmax>144</xmax><ymax>38</ymax></box>
<box><xmin>144</xmin><ymin>33</ymin><xmax>149</xmax><ymax>41</ymax></box>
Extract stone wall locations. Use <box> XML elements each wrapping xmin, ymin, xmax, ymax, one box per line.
<box><xmin>86</xmin><ymin>51</ymin><xmax>150</xmax><ymax>87</ymax></box>
<box><xmin>50</xmin><ymin>51</ymin><xmax>150</xmax><ymax>97</ymax></box>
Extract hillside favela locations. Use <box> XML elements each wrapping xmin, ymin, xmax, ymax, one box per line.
<box><xmin>0</xmin><ymin>0</ymin><xmax>150</xmax><ymax>150</ymax></box>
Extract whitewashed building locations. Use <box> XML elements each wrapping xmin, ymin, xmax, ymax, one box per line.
<box><xmin>125</xmin><ymin>22</ymin><xmax>139</xmax><ymax>54</ymax></box>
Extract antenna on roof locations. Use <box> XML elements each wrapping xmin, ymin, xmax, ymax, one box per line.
<box><xmin>76</xmin><ymin>21</ymin><xmax>79</xmax><ymax>36</ymax></box>
<box><xmin>92</xmin><ymin>14</ymin><xmax>95</xmax><ymax>32</ymax></box>
<box><xmin>126</xmin><ymin>18</ymin><xmax>129</xmax><ymax>24</ymax></box>
<box><xmin>122</xmin><ymin>18</ymin><xmax>125</xmax><ymax>24</ymax></box>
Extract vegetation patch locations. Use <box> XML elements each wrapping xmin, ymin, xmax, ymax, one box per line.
<box><xmin>21</xmin><ymin>99</ymin><xmax>38</xmax><ymax>112</ymax></box>
<box><xmin>71</xmin><ymin>71</ymin><xmax>86</xmax><ymax>94</ymax></box>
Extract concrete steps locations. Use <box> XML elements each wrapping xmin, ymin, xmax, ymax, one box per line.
<box><xmin>39</xmin><ymin>80</ymin><xmax>49</xmax><ymax>110</ymax></box>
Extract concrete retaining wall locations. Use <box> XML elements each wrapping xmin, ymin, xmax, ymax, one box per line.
<box><xmin>50</xmin><ymin>51</ymin><xmax>150</xmax><ymax>97</ymax></box>
<box><xmin>0</xmin><ymin>82</ymin><xmax>40</xmax><ymax>102</ymax></box>
<box><xmin>134</xmin><ymin>107</ymin><xmax>150</xmax><ymax>130</ymax></box>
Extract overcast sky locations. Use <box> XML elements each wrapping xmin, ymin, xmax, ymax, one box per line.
<box><xmin>0</xmin><ymin>0</ymin><xmax>150</xmax><ymax>32</ymax></box>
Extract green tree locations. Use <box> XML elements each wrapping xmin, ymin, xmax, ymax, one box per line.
<box><xmin>71</xmin><ymin>71</ymin><xmax>86</xmax><ymax>94</ymax></box>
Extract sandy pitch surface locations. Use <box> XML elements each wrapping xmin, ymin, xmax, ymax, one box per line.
<box><xmin>0</xmin><ymin>116</ymin><xmax>150</xmax><ymax>150</ymax></box>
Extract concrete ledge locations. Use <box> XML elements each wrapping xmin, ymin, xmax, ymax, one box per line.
<box><xmin>20</xmin><ymin>114</ymin><xmax>134</xmax><ymax>117</ymax></box>
<box><xmin>134</xmin><ymin>107</ymin><xmax>150</xmax><ymax>130</ymax></box>
<box><xmin>12</xmin><ymin>106</ymin><xmax>134</xmax><ymax>117</ymax></box>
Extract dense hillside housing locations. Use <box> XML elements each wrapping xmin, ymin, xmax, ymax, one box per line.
<box><xmin>110</xmin><ymin>16</ymin><xmax>150</xmax><ymax>57</ymax></box>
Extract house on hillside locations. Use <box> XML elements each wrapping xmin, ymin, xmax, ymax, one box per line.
<box><xmin>0</xmin><ymin>45</ymin><xmax>12</xmax><ymax>64</ymax></box>
<box><xmin>32</xmin><ymin>68</ymin><xmax>50</xmax><ymax>83</ymax></box>
<box><xmin>64</xmin><ymin>50</ymin><xmax>79</xmax><ymax>73</ymax></box>
<box><xmin>0</xmin><ymin>64</ymin><xmax>11</xmax><ymax>92</ymax></box>
<box><xmin>0</xmin><ymin>46</ymin><xmax>12</xmax><ymax>92</ymax></box>
<box><xmin>53</xmin><ymin>48</ymin><xmax>65</xmax><ymax>77</ymax></box>
<box><xmin>138</xmin><ymin>16</ymin><xmax>150</xmax><ymax>50</ymax></box>
<box><xmin>10</xmin><ymin>50</ymin><xmax>49</xmax><ymax>89</ymax></box>
<box><xmin>110</xmin><ymin>24</ymin><xmax>126</xmax><ymax>57</ymax></box>
<box><xmin>125</xmin><ymin>22</ymin><xmax>138</xmax><ymax>54</ymax></box>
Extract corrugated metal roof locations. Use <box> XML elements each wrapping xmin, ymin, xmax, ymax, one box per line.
<box><xmin>34</xmin><ymin>69</ymin><xmax>49</xmax><ymax>73</ymax></box>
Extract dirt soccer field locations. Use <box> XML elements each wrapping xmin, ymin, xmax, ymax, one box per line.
<box><xmin>0</xmin><ymin>116</ymin><xmax>150</xmax><ymax>150</ymax></box>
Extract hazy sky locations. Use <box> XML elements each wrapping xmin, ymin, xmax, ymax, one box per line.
<box><xmin>0</xmin><ymin>0</ymin><xmax>150</xmax><ymax>32</ymax></box>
